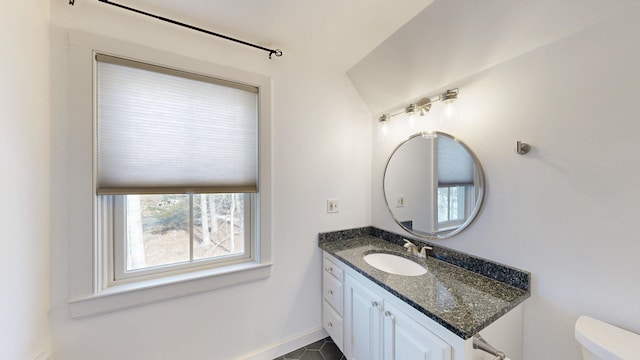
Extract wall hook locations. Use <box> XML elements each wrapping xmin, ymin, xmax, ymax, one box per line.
<box><xmin>515</xmin><ymin>141</ymin><xmax>530</xmax><ymax>155</ymax></box>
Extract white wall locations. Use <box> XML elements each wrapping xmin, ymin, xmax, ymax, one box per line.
<box><xmin>49</xmin><ymin>2</ymin><xmax>371</xmax><ymax>359</ymax></box>
<box><xmin>360</xmin><ymin>4</ymin><xmax>640</xmax><ymax>360</ymax></box>
<box><xmin>348</xmin><ymin>0</ymin><xmax>640</xmax><ymax>116</ymax></box>
<box><xmin>0</xmin><ymin>1</ymin><xmax>51</xmax><ymax>360</ymax></box>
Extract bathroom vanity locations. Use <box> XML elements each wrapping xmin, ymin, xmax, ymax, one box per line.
<box><xmin>319</xmin><ymin>228</ymin><xmax>530</xmax><ymax>360</ymax></box>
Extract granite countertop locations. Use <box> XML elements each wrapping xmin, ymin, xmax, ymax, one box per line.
<box><xmin>319</xmin><ymin>234</ymin><xmax>530</xmax><ymax>339</ymax></box>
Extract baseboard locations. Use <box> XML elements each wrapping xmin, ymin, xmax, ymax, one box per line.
<box><xmin>240</xmin><ymin>327</ymin><xmax>328</xmax><ymax>360</ymax></box>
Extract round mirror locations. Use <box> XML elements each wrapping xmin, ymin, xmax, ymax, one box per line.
<box><xmin>383</xmin><ymin>132</ymin><xmax>485</xmax><ymax>240</ymax></box>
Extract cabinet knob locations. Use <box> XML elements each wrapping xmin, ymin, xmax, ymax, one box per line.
<box><xmin>384</xmin><ymin>311</ymin><xmax>395</xmax><ymax>322</ymax></box>
<box><xmin>328</xmin><ymin>290</ymin><xmax>333</xmax><ymax>295</ymax></box>
<box><xmin>372</xmin><ymin>301</ymin><xmax>379</xmax><ymax>308</ymax></box>
<box><xmin>328</xmin><ymin>322</ymin><xmax>333</xmax><ymax>327</ymax></box>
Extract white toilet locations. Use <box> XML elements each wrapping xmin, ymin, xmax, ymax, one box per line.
<box><xmin>575</xmin><ymin>315</ymin><xmax>640</xmax><ymax>359</ymax></box>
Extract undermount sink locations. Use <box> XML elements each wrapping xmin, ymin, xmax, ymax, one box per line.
<box><xmin>363</xmin><ymin>252</ymin><xmax>427</xmax><ymax>276</ymax></box>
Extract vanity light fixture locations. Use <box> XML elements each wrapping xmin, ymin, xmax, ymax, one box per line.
<box><xmin>441</xmin><ymin>88</ymin><xmax>459</xmax><ymax>103</ymax></box>
<box><xmin>441</xmin><ymin>88</ymin><xmax>459</xmax><ymax>124</ymax></box>
<box><xmin>421</xmin><ymin>130</ymin><xmax>437</xmax><ymax>139</ymax></box>
<box><xmin>378</xmin><ymin>113</ymin><xmax>391</xmax><ymax>137</ymax></box>
<box><xmin>405</xmin><ymin>103</ymin><xmax>418</xmax><ymax>116</ymax></box>
<box><xmin>417</xmin><ymin>97</ymin><xmax>433</xmax><ymax>116</ymax></box>
<box><xmin>378</xmin><ymin>88</ymin><xmax>459</xmax><ymax>126</ymax></box>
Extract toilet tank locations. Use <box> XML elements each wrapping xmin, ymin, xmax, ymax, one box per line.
<box><xmin>575</xmin><ymin>316</ymin><xmax>640</xmax><ymax>360</ymax></box>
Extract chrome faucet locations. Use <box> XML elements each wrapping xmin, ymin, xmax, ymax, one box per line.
<box><xmin>403</xmin><ymin>239</ymin><xmax>432</xmax><ymax>258</ymax></box>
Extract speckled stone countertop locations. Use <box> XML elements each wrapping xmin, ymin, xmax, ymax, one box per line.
<box><xmin>319</xmin><ymin>228</ymin><xmax>530</xmax><ymax>339</ymax></box>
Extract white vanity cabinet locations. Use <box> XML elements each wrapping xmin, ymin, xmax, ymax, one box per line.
<box><xmin>322</xmin><ymin>255</ymin><xmax>345</xmax><ymax>351</ymax></box>
<box><xmin>382</xmin><ymin>301</ymin><xmax>452</xmax><ymax>360</ymax></box>
<box><xmin>322</xmin><ymin>251</ymin><xmax>525</xmax><ymax>360</ymax></box>
<box><xmin>344</xmin><ymin>274</ymin><xmax>383</xmax><ymax>360</ymax></box>
<box><xmin>345</xmin><ymin>274</ymin><xmax>452</xmax><ymax>360</ymax></box>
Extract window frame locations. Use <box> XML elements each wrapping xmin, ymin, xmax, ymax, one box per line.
<box><xmin>66</xmin><ymin>31</ymin><xmax>272</xmax><ymax>318</ymax></box>
<box><xmin>437</xmin><ymin>185</ymin><xmax>475</xmax><ymax>231</ymax></box>
<box><xmin>109</xmin><ymin>193</ymin><xmax>253</xmax><ymax>285</ymax></box>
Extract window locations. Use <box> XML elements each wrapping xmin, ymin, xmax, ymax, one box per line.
<box><xmin>436</xmin><ymin>135</ymin><xmax>475</xmax><ymax>231</ymax></box>
<box><xmin>67</xmin><ymin>32</ymin><xmax>271</xmax><ymax>317</ymax></box>
<box><xmin>111</xmin><ymin>193</ymin><xmax>251</xmax><ymax>283</ymax></box>
<box><xmin>96</xmin><ymin>54</ymin><xmax>259</xmax><ymax>285</ymax></box>
<box><xmin>437</xmin><ymin>185</ymin><xmax>468</xmax><ymax>228</ymax></box>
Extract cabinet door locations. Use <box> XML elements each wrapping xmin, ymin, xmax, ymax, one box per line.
<box><xmin>345</xmin><ymin>275</ymin><xmax>383</xmax><ymax>360</ymax></box>
<box><xmin>383</xmin><ymin>302</ymin><xmax>452</xmax><ymax>360</ymax></box>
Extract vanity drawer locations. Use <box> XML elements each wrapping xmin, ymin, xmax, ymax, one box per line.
<box><xmin>323</xmin><ymin>256</ymin><xmax>344</xmax><ymax>282</ymax></box>
<box><xmin>323</xmin><ymin>271</ymin><xmax>344</xmax><ymax>314</ymax></box>
<box><xmin>323</xmin><ymin>300</ymin><xmax>344</xmax><ymax>350</ymax></box>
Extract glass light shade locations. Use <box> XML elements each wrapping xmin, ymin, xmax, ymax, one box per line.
<box><xmin>441</xmin><ymin>101</ymin><xmax>459</xmax><ymax>125</ymax></box>
<box><xmin>379</xmin><ymin>120</ymin><xmax>389</xmax><ymax>140</ymax></box>
<box><xmin>406</xmin><ymin>113</ymin><xmax>417</xmax><ymax>129</ymax></box>
<box><xmin>422</xmin><ymin>130</ymin><xmax>437</xmax><ymax>139</ymax></box>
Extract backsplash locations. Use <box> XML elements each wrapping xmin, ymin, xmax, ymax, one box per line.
<box><xmin>319</xmin><ymin>226</ymin><xmax>530</xmax><ymax>292</ymax></box>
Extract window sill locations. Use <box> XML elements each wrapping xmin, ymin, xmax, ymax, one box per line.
<box><xmin>69</xmin><ymin>261</ymin><xmax>272</xmax><ymax>318</ymax></box>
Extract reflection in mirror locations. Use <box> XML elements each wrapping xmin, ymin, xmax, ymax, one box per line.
<box><xmin>383</xmin><ymin>132</ymin><xmax>485</xmax><ymax>240</ymax></box>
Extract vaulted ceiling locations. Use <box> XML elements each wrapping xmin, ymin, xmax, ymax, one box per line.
<box><xmin>130</xmin><ymin>0</ymin><xmax>434</xmax><ymax>71</ymax></box>
<box><xmin>107</xmin><ymin>0</ymin><xmax>640</xmax><ymax>114</ymax></box>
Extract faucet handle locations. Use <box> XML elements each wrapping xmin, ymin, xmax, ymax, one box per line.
<box><xmin>420</xmin><ymin>246</ymin><xmax>433</xmax><ymax>257</ymax></box>
<box><xmin>403</xmin><ymin>239</ymin><xmax>416</xmax><ymax>250</ymax></box>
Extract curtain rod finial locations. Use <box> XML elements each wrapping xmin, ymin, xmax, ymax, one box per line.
<box><xmin>269</xmin><ymin>49</ymin><xmax>283</xmax><ymax>59</ymax></box>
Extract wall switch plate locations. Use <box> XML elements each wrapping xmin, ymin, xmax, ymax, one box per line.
<box><xmin>327</xmin><ymin>199</ymin><xmax>340</xmax><ymax>213</ymax></box>
<box><xmin>396</xmin><ymin>196</ymin><xmax>405</xmax><ymax>207</ymax></box>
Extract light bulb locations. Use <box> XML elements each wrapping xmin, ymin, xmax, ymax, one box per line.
<box><xmin>406</xmin><ymin>113</ymin><xmax>416</xmax><ymax>129</ymax></box>
<box><xmin>405</xmin><ymin>104</ymin><xmax>418</xmax><ymax>129</ymax></box>
<box><xmin>441</xmin><ymin>101</ymin><xmax>458</xmax><ymax>126</ymax></box>
<box><xmin>440</xmin><ymin>89</ymin><xmax>459</xmax><ymax>126</ymax></box>
<box><xmin>380</xmin><ymin>121</ymin><xmax>389</xmax><ymax>138</ymax></box>
<box><xmin>378</xmin><ymin>114</ymin><xmax>390</xmax><ymax>140</ymax></box>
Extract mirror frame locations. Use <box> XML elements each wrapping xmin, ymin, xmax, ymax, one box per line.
<box><xmin>383</xmin><ymin>131</ymin><xmax>485</xmax><ymax>240</ymax></box>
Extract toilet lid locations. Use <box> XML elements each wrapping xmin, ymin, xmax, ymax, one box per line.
<box><xmin>575</xmin><ymin>316</ymin><xmax>640</xmax><ymax>359</ymax></box>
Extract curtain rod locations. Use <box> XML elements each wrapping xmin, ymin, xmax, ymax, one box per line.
<box><xmin>68</xmin><ymin>0</ymin><xmax>284</xmax><ymax>59</ymax></box>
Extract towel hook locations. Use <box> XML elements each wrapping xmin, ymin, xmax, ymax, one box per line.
<box><xmin>515</xmin><ymin>140</ymin><xmax>530</xmax><ymax>155</ymax></box>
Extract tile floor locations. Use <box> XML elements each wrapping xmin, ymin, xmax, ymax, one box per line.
<box><xmin>273</xmin><ymin>337</ymin><xmax>345</xmax><ymax>360</ymax></box>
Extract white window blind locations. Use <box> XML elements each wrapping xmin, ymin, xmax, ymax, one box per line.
<box><xmin>437</xmin><ymin>136</ymin><xmax>474</xmax><ymax>186</ymax></box>
<box><xmin>96</xmin><ymin>54</ymin><xmax>258</xmax><ymax>195</ymax></box>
